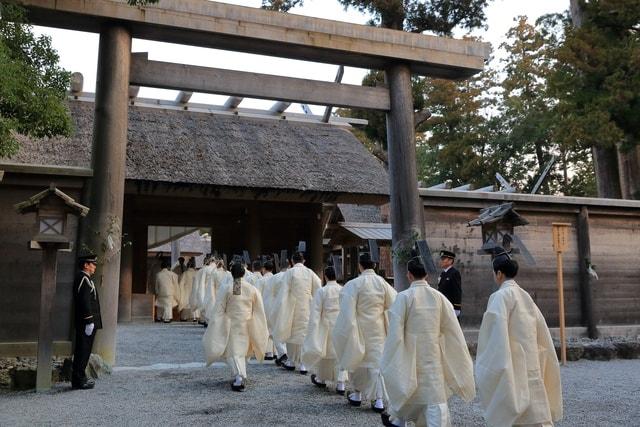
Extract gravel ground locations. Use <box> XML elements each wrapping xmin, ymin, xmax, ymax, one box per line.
<box><xmin>0</xmin><ymin>322</ymin><xmax>638</xmax><ymax>426</ymax></box>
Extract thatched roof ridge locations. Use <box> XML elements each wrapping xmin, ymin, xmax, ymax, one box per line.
<box><xmin>7</xmin><ymin>100</ymin><xmax>389</xmax><ymax>196</ymax></box>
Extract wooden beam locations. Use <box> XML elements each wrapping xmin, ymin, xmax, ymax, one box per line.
<box><xmin>20</xmin><ymin>0</ymin><xmax>490</xmax><ymax>79</ymax></box>
<box><xmin>577</xmin><ymin>206</ymin><xmax>598</xmax><ymax>338</ymax></box>
<box><xmin>270</xmin><ymin>101</ymin><xmax>291</xmax><ymax>114</ymax></box>
<box><xmin>224</xmin><ymin>96</ymin><xmax>243</xmax><ymax>109</ymax></box>
<box><xmin>129</xmin><ymin>53</ymin><xmax>391</xmax><ymax>111</ymax></box>
<box><xmin>175</xmin><ymin>91</ymin><xmax>192</xmax><ymax>104</ymax></box>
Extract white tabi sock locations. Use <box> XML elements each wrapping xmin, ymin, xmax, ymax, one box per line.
<box><xmin>299</xmin><ymin>363</ymin><xmax>307</xmax><ymax>372</ymax></box>
<box><xmin>284</xmin><ymin>360</ymin><xmax>295</xmax><ymax>368</ymax></box>
<box><xmin>265</xmin><ymin>352</ymin><xmax>274</xmax><ymax>358</ymax></box>
<box><xmin>374</xmin><ymin>398</ymin><xmax>384</xmax><ymax>409</ymax></box>
<box><xmin>348</xmin><ymin>391</ymin><xmax>362</xmax><ymax>402</ymax></box>
<box><xmin>389</xmin><ymin>416</ymin><xmax>405</xmax><ymax>427</ymax></box>
<box><xmin>336</xmin><ymin>381</ymin><xmax>345</xmax><ymax>391</ymax></box>
<box><xmin>233</xmin><ymin>375</ymin><xmax>243</xmax><ymax>386</ymax></box>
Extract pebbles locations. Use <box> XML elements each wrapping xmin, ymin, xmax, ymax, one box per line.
<box><xmin>0</xmin><ymin>322</ymin><xmax>638</xmax><ymax>426</ymax></box>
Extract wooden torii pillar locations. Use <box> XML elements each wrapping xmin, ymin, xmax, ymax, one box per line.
<box><xmin>20</xmin><ymin>0</ymin><xmax>490</xmax><ymax>362</ymax></box>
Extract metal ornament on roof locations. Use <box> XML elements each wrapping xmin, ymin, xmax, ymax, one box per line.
<box><xmin>468</xmin><ymin>202</ymin><xmax>536</xmax><ymax>265</ymax></box>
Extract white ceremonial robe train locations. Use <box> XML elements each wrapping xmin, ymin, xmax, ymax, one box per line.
<box><xmin>476</xmin><ymin>279</ymin><xmax>562</xmax><ymax>427</ymax></box>
<box><xmin>202</xmin><ymin>278</ymin><xmax>269</xmax><ymax>379</ymax></box>
<box><xmin>381</xmin><ymin>280</ymin><xmax>475</xmax><ymax>427</ymax></box>
<box><xmin>332</xmin><ymin>269</ymin><xmax>397</xmax><ymax>401</ymax></box>
<box><xmin>301</xmin><ymin>280</ymin><xmax>348</xmax><ymax>384</ymax></box>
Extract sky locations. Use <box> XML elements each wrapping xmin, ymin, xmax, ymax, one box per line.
<box><xmin>33</xmin><ymin>0</ymin><xmax>567</xmax><ymax>115</ymax></box>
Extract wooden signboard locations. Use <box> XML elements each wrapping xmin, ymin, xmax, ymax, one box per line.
<box><xmin>552</xmin><ymin>222</ymin><xmax>571</xmax><ymax>365</ymax></box>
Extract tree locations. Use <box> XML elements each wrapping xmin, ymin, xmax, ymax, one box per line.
<box><xmin>0</xmin><ymin>3</ymin><xmax>72</xmax><ymax>157</ymax></box>
<box><xmin>263</xmin><ymin>0</ymin><xmax>490</xmax><ymax>34</ymax></box>
<box><xmin>552</xmin><ymin>0</ymin><xmax>640</xmax><ymax>199</ymax></box>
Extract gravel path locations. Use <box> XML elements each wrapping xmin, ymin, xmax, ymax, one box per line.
<box><xmin>0</xmin><ymin>322</ymin><xmax>638</xmax><ymax>426</ymax></box>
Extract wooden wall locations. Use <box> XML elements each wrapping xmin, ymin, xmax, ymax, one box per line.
<box><xmin>0</xmin><ymin>182</ymin><xmax>82</xmax><ymax>343</ymax></box>
<box><xmin>421</xmin><ymin>198</ymin><xmax>640</xmax><ymax>328</ymax></box>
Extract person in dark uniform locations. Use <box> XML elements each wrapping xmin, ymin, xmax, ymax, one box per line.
<box><xmin>437</xmin><ymin>250</ymin><xmax>462</xmax><ymax>318</ymax></box>
<box><xmin>72</xmin><ymin>254</ymin><xmax>102</xmax><ymax>390</ymax></box>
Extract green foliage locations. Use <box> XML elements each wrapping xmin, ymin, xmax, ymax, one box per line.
<box><xmin>549</xmin><ymin>0</ymin><xmax>640</xmax><ymax>154</ymax></box>
<box><xmin>0</xmin><ymin>3</ymin><xmax>72</xmax><ymax>157</ymax></box>
<box><xmin>262</xmin><ymin>0</ymin><xmax>490</xmax><ymax>35</ymax></box>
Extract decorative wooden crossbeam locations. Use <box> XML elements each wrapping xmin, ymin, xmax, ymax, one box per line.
<box><xmin>129</xmin><ymin>53</ymin><xmax>391</xmax><ymax>111</ymax></box>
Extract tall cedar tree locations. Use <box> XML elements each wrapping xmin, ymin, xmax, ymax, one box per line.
<box><xmin>551</xmin><ymin>0</ymin><xmax>640</xmax><ymax>199</ymax></box>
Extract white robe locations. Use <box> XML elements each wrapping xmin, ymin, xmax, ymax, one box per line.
<box><xmin>204</xmin><ymin>267</ymin><xmax>232</xmax><ymax>321</ymax></box>
<box><xmin>272</xmin><ymin>263</ymin><xmax>322</xmax><ymax>345</ymax></box>
<box><xmin>381</xmin><ymin>280</ymin><xmax>475</xmax><ymax>427</ymax></box>
<box><xmin>476</xmin><ymin>279</ymin><xmax>563</xmax><ymax>427</ymax></box>
<box><xmin>332</xmin><ymin>269</ymin><xmax>396</xmax><ymax>398</ymax></box>
<box><xmin>301</xmin><ymin>281</ymin><xmax>344</xmax><ymax>382</ymax></box>
<box><xmin>155</xmin><ymin>269</ymin><xmax>179</xmax><ymax>320</ymax></box>
<box><xmin>178</xmin><ymin>267</ymin><xmax>197</xmax><ymax>312</ymax></box>
<box><xmin>202</xmin><ymin>279</ymin><xmax>269</xmax><ymax>377</ymax></box>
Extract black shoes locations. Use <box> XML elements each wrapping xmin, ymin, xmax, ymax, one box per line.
<box><xmin>263</xmin><ymin>354</ymin><xmax>275</xmax><ymax>361</ymax></box>
<box><xmin>231</xmin><ymin>379</ymin><xmax>246</xmax><ymax>392</ymax></box>
<box><xmin>372</xmin><ymin>404</ymin><xmax>386</xmax><ymax>413</ymax></box>
<box><xmin>71</xmin><ymin>378</ymin><xmax>95</xmax><ymax>390</ymax></box>
<box><xmin>381</xmin><ymin>413</ymin><xmax>399</xmax><ymax>427</ymax></box>
<box><xmin>275</xmin><ymin>354</ymin><xmax>288</xmax><ymax>366</ymax></box>
<box><xmin>311</xmin><ymin>374</ymin><xmax>326</xmax><ymax>388</ymax></box>
<box><xmin>299</xmin><ymin>369</ymin><xmax>308</xmax><ymax>375</ymax></box>
<box><xmin>283</xmin><ymin>364</ymin><xmax>296</xmax><ymax>371</ymax></box>
<box><xmin>348</xmin><ymin>396</ymin><xmax>362</xmax><ymax>407</ymax></box>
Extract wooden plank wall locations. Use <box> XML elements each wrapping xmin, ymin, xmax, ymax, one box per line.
<box><xmin>423</xmin><ymin>203</ymin><xmax>640</xmax><ymax>328</ymax></box>
<box><xmin>0</xmin><ymin>185</ymin><xmax>80</xmax><ymax>342</ymax></box>
<box><xmin>589</xmin><ymin>213</ymin><xmax>640</xmax><ymax>324</ymax></box>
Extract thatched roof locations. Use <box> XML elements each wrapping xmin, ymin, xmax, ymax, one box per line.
<box><xmin>7</xmin><ymin>99</ymin><xmax>389</xmax><ymax>196</ymax></box>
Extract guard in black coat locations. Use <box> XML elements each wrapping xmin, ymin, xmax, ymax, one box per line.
<box><xmin>72</xmin><ymin>254</ymin><xmax>102</xmax><ymax>389</ymax></box>
<box><xmin>437</xmin><ymin>250</ymin><xmax>462</xmax><ymax>319</ymax></box>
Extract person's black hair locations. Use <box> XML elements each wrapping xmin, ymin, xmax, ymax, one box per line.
<box><xmin>359</xmin><ymin>253</ymin><xmax>375</xmax><ymax>270</ymax></box>
<box><xmin>324</xmin><ymin>266</ymin><xmax>336</xmax><ymax>281</ymax></box>
<box><xmin>407</xmin><ymin>257</ymin><xmax>427</xmax><ymax>279</ymax></box>
<box><xmin>231</xmin><ymin>262</ymin><xmax>245</xmax><ymax>279</ymax></box>
<box><xmin>178</xmin><ymin>257</ymin><xmax>185</xmax><ymax>263</ymax></box>
<box><xmin>252</xmin><ymin>260</ymin><xmax>263</xmax><ymax>271</ymax></box>
<box><xmin>161</xmin><ymin>259</ymin><xmax>170</xmax><ymax>269</ymax></box>
<box><xmin>492</xmin><ymin>253</ymin><xmax>519</xmax><ymax>278</ymax></box>
<box><xmin>187</xmin><ymin>257</ymin><xmax>196</xmax><ymax>268</ymax></box>
<box><xmin>263</xmin><ymin>261</ymin><xmax>274</xmax><ymax>272</ymax></box>
<box><xmin>292</xmin><ymin>252</ymin><xmax>304</xmax><ymax>263</ymax></box>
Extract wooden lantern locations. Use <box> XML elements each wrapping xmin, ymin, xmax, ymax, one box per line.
<box><xmin>14</xmin><ymin>184</ymin><xmax>89</xmax><ymax>391</ymax></box>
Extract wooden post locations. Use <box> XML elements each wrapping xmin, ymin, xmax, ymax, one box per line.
<box><xmin>552</xmin><ymin>222</ymin><xmax>570</xmax><ymax>365</ymax></box>
<box><xmin>577</xmin><ymin>207</ymin><xmax>598</xmax><ymax>338</ymax></box>
<box><xmin>36</xmin><ymin>244</ymin><xmax>59</xmax><ymax>392</ymax></box>
<box><xmin>247</xmin><ymin>203</ymin><xmax>261</xmax><ymax>260</ymax></box>
<box><xmin>85</xmin><ymin>25</ymin><xmax>132</xmax><ymax>366</ymax></box>
<box><xmin>385</xmin><ymin>62</ymin><xmax>424</xmax><ymax>291</ymax></box>
<box><xmin>118</xmin><ymin>220</ymin><xmax>133</xmax><ymax>322</ymax></box>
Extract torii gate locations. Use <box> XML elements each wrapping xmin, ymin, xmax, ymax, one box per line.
<box><xmin>19</xmin><ymin>0</ymin><xmax>490</xmax><ymax>365</ymax></box>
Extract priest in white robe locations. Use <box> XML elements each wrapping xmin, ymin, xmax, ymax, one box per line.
<box><xmin>332</xmin><ymin>252</ymin><xmax>396</xmax><ymax>412</ymax></box>
<box><xmin>247</xmin><ymin>260</ymin><xmax>263</xmax><ymax>287</ymax></box>
<box><xmin>178</xmin><ymin>258</ymin><xmax>198</xmax><ymax>321</ymax></box>
<box><xmin>201</xmin><ymin>258</ymin><xmax>223</xmax><ymax>324</ymax></box>
<box><xmin>190</xmin><ymin>255</ymin><xmax>213</xmax><ymax>324</ymax></box>
<box><xmin>272</xmin><ymin>252</ymin><xmax>321</xmax><ymax>373</ymax></box>
<box><xmin>202</xmin><ymin>262</ymin><xmax>269</xmax><ymax>391</ymax></box>
<box><xmin>302</xmin><ymin>266</ymin><xmax>348</xmax><ymax>394</ymax></box>
<box><xmin>476</xmin><ymin>249</ymin><xmax>562</xmax><ymax>427</ymax></box>
<box><xmin>264</xmin><ymin>262</ymin><xmax>289</xmax><ymax>364</ymax></box>
<box><xmin>255</xmin><ymin>260</ymin><xmax>276</xmax><ymax>360</ymax></box>
<box><xmin>155</xmin><ymin>260</ymin><xmax>180</xmax><ymax>322</ymax></box>
<box><xmin>380</xmin><ymin>258</ymin><xmax>475</xmax><ymax>427</ymax></box>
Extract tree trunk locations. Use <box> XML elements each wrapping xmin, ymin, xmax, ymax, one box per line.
<box><xmin>592</xmin><ymin>146</ymin><xmax>622</xmax><ymax>198</ymax></box>
<box><xmin>616</xmin><ymin>143</ymin><xmax>640</xmax><ymax>200</ymax></box>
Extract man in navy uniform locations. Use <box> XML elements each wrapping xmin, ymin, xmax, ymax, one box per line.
<box><xmin>72</xmin><ymin>254</ymin><xmax>102</xmax><ymax>389</ymax></box>
<box><xmin>438</xmin><ymin>250</ymin><xmax>462</xmax><ymax>318</ymax></box>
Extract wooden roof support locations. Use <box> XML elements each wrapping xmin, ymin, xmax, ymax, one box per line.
<box><xmin>130</xmin><ymin>53</ymin><xmax>391</xmax><ymax>110</ymax></box>
<box><xmin>224</xmin><ymin>96</ymin><xmax>244</xmax><ymax>109</ymax></box>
